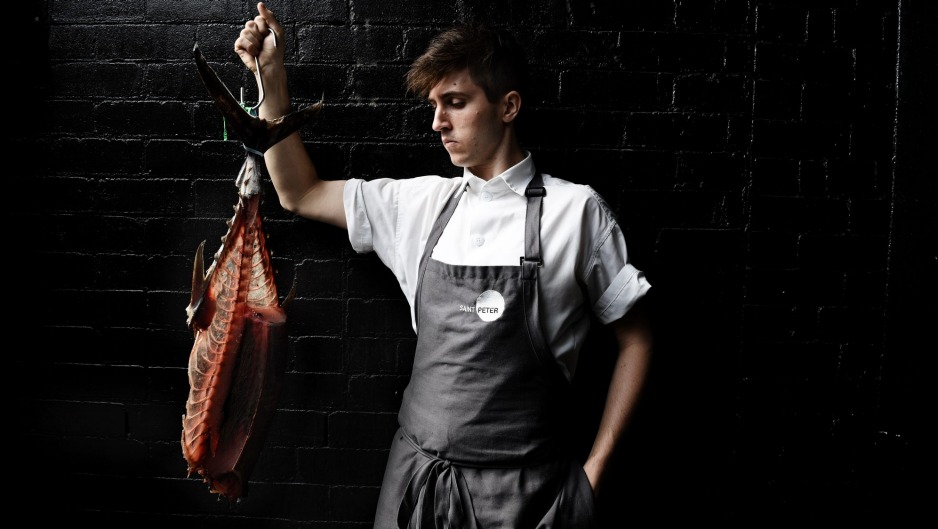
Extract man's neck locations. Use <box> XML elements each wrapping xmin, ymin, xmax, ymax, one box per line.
<box><xmin>468</xmin><ymin>138</ymin><xmax>526</xmax><ymax>181</ymax></box>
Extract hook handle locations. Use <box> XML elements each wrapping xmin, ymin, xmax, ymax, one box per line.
<box><xmin>246</xmin><ymin>28</ymin><xmax>277</xmax><ymax>113</ymax></box>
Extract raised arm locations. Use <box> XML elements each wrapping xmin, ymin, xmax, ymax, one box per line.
<box><xmin>235</xmin><ymin>2</ymin><xmax>347</xmax><ymax>228</ymax></box>
<box><xmin>582</xmin><ymin>298</ymin><xmax>653</xmax><ymax>496</ymax></box>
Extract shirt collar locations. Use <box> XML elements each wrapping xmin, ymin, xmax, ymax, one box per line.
<box><xmin>461</xmin><ymin>151</ymin><xmax>535</xmax><ymax>197</ymax></box>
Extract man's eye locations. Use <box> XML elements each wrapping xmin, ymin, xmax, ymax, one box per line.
<box><xmin>450</xmin><ymin>100</ymin><xmax>465</xmax><ymax>108</ymax></box>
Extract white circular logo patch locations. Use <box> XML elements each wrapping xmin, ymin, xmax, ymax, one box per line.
<box><xmin>475</xmin><ymin>290</ymin><xmax>505</xmax><ymax>322</ymax></box>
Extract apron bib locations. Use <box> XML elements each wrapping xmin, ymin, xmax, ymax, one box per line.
<box><xmin>374</xmin><ymin>174</ymin><xmax>596</xmax><ymax>529</ymax></box>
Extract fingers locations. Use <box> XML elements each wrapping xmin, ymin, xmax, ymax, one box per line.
<box><xmin>234</xmin><ymin>2</ymin><xmax>284</xmax><ymax>71</ymax></box>
<box><xmin>234</xmin><ymin>23</ymin><xmax>264</xmax><ymax>65</ymax></box>
<box><xmin>257</xmin><ymin>2</ymin><xmax>282</xmax><ymax>39</ymax></box>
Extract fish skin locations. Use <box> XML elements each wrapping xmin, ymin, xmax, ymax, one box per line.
<box><xmin>181</xmin><ymin>42</ymin><xmax>320</xmax><ymax>501</ymax></box>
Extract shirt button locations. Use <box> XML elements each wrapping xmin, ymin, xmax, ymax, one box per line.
<box><xmin>480</xmin><ymin>192</ymin><xmax>493</xmax><ymax>202</ymax></box>
<box><xmin>472</xmin><ymin>235</ymin><xmax>485</xmax><ymax>247</ymax></box>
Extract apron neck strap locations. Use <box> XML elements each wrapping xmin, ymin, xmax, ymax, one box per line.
<box><xmin>521</xmin><ymin>172</ymin><xmax>545</xmax><ymax>280</ymax></box>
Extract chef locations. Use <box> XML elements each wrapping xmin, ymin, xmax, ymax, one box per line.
<box><xmin>235</xmin><ymin>3</ymin><xmax>653</xmax><ymax>527</ymax></box>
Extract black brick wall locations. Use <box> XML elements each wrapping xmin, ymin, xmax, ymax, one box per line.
<box><xmin>14</xmin><ymin>1</ymin><xmax>934</xmax><ymax>527</ymax></box>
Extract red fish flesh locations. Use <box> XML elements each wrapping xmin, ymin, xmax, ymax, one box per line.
<box><xmin>182</xmin><ymin>42</ymin><xmax>322</xmax><ymax>500</ymax></box>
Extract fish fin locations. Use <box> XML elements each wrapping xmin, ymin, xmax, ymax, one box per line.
<box><xmin>186</xmin><ymin>240</ymin><xmax>208</xmax><ymax>327</ymax></box>
<box><xmin>193</xmin><ymin>41</ymin><xmax>323</xmax><ymax>153</ymax></box>
<box><xmin>263</xmin><ymin>99</ymin><xmax>324</xmax><ymax>148</ymax></box>
<box><xmin>193</xmin><ymin>42</ymin><xmax>266</xmax><ymax>150</ymax></box>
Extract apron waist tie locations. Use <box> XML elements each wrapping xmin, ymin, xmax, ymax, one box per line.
<box><xmin>397</xmin><ymin>435</ymin><xmax>480</xmax><ymax>529</ymax></box>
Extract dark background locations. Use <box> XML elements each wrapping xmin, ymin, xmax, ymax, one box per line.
<box><xmin>13</xmin><ymin>1</ymin><xmax>934</xmax><ymax>527</ymax></box>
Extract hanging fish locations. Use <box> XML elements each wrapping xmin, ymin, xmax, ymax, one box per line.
<box><xmin>182</xmin><ymin>40</ymin><xmax>322</xmax><ymax>501</ymax></box>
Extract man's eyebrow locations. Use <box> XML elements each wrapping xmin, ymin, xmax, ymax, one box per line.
<box><xmin>429</xmin><ymin>90</ymin><xmax>471</xmax><ymax>101</ymax></box>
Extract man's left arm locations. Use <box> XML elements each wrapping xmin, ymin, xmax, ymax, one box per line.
<box><xmin>582</xmin><ymin>297</ymin><xmax>653</xmax><ymax>495</ymax></box>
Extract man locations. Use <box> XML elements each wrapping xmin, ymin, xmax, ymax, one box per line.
<box><xmin>235</xmin><ymin>3</ymin><xmax>652</xmax><ymax>527</ymax></box>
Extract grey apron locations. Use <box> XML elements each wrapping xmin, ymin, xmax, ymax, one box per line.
<box><xmin>374</xmin><ymin>174</ymin><xmax>597</xmax><ymax>529</ymax></box>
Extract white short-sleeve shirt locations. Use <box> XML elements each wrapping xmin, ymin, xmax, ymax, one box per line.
<box><xmin>343</xmin><ymin>152</ymin><xmax>651</xmax><ymax>380</ymax></box>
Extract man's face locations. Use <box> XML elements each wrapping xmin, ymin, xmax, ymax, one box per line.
<box><xmin>427</xmin><ymin>69</ymin><xmax>506</xmax><ymax>176</ymax></box>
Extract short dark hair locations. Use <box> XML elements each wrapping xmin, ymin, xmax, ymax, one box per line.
<box><xmin>405</xmin><ymin>24</ymin><xmax>529</xmax><ymax>103</ymax></box>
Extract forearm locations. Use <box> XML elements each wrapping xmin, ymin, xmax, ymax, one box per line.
<box><xmin>254</xmin><ymin>61</ymin><xmax>347</xmax><ymax>227</ymax></box>
<box><xmin>583</xmin><ymin>304</ymin><xmax>653</xmax><ymax>493</ymax></box>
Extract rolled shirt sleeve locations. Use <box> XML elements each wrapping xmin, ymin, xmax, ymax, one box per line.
<box><xmin>594</xmin><ymin>262</ymin><xmax>650</xmax><ymax>324</ymax></box>
<box><xmin>344</xmin><ymin>177</ymin><xmax>396</xmax><ymax>256</ymax></box>
<box><xmin>580</xmin><ymin>187</ymin><xmax>651</xmax><ymax>325</ymax></box>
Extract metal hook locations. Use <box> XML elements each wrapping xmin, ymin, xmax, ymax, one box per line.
<box><xmin>245</xmin><ymin>28</ymin><xmax>277</xmax><ymax>113</ymax></box>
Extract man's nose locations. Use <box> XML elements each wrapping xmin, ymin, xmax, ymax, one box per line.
<box><xmin>432</xmin><ymin>107</ymin><xmax>449</xmax><ymax>132</ymax></box>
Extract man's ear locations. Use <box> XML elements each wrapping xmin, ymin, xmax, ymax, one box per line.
<box><xmin>502</xmin><ymin>91</ymin><xmax>522</xmax><ymax>123</ymax></box>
